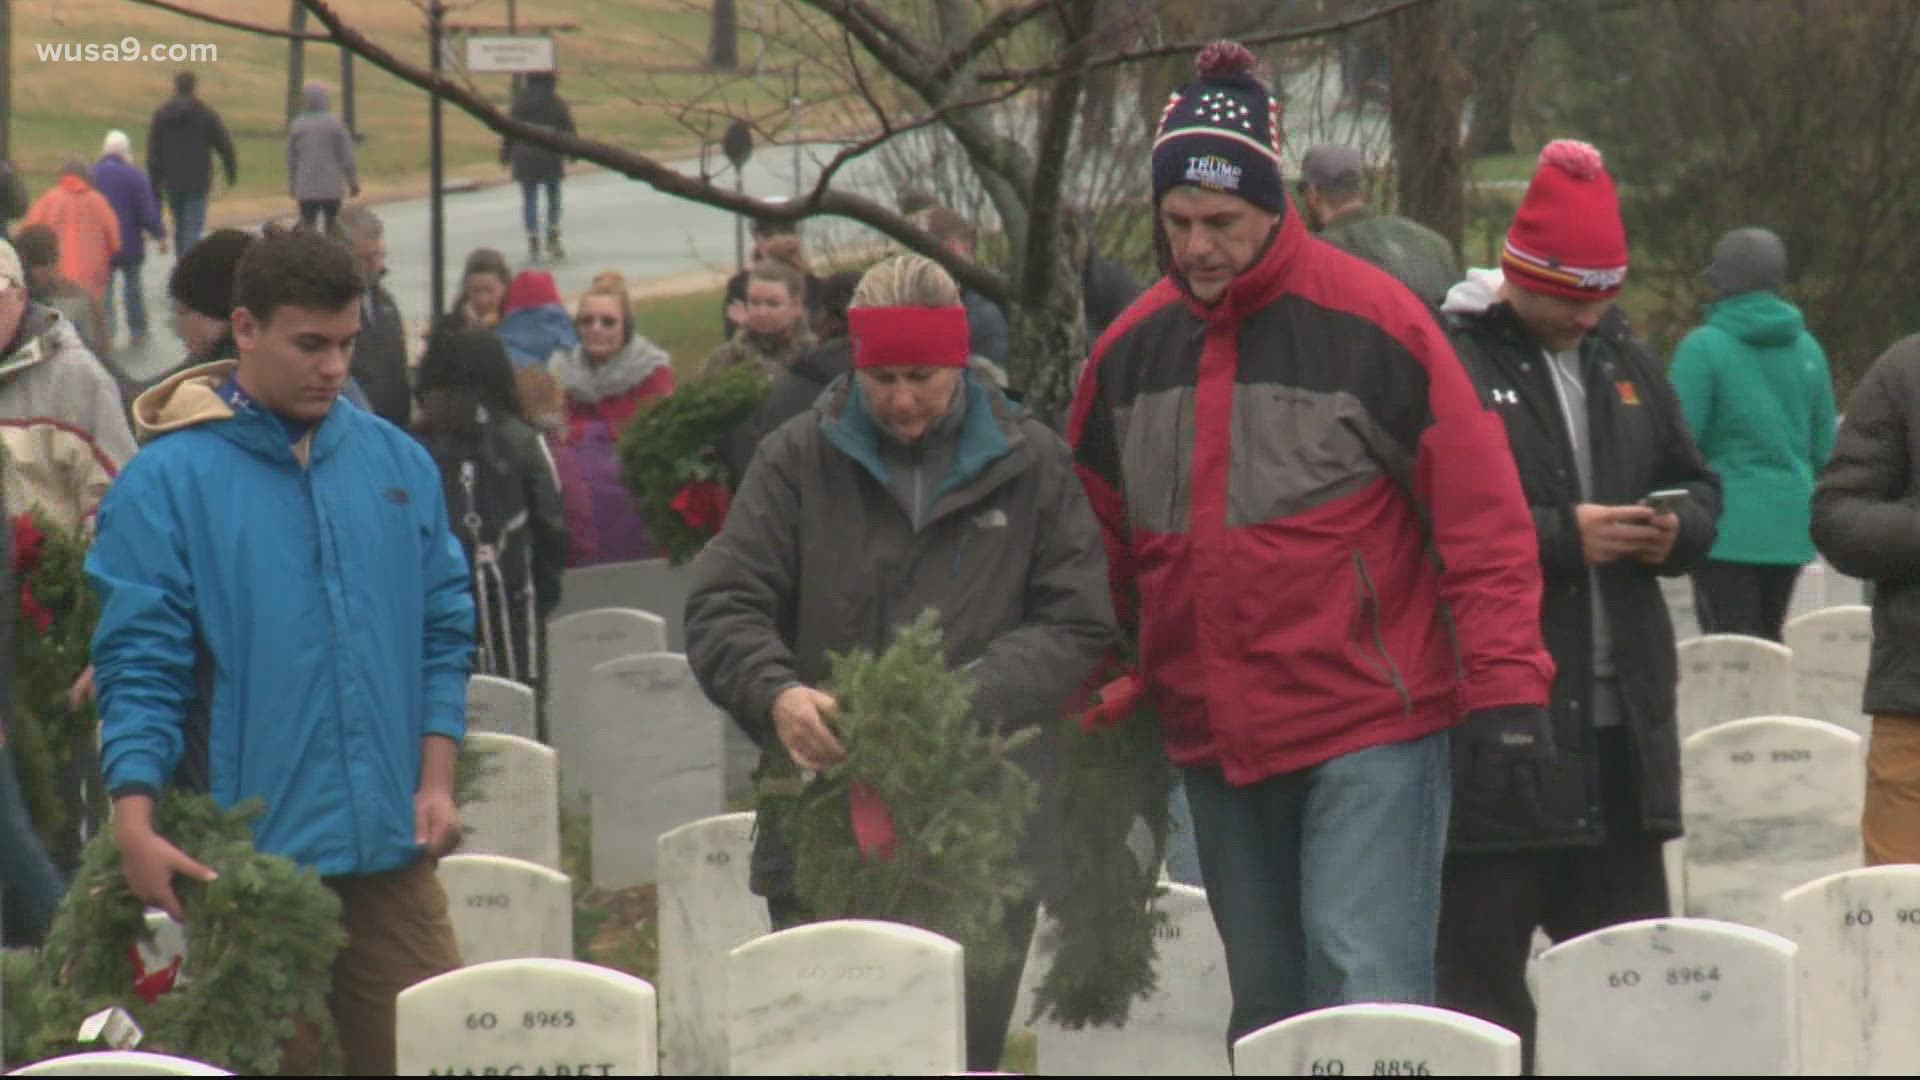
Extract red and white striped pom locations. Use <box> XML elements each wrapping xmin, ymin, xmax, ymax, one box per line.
<box><xmin>1539</xmin><ymin>139</ymin><xmax>1604</xmax><ymax>180</ymax></box>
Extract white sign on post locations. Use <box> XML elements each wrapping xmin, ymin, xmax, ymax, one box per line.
<box><xmin>465</xmin><ymin>36</ymin><xmax>556</xmax><ymax>74</ymax></box>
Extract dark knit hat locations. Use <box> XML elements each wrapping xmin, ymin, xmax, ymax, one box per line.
<box><xmin>1151</xmin><ymin>42</ymin><xmax>1286</xmax><ymax>214</ymax></box>
<box><xmin>168</xmin><ymin>228</ymin><xmax>256</xmax><ymax>319</ymax></box>
<box><xmin>1501</xmin><ymin>140</ymin><xmax>1629</xmax><ymax>300</ymax></box>
<box><xmin>1705</xmin><ymin>227</ymin><xmax>1788</xmax><ymax>299</ymax></box>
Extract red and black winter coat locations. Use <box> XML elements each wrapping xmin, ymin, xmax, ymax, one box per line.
<box><xmin>1066</xmin><ymin>211</ymin><xmax>1555</xmax><ymax>784</ymax></box>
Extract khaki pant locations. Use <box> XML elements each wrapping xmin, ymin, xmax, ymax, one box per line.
<box><xmin>1864</xmin><ymin>715</ymin><xmax>1920</xmax><ymax>865</ymax></box>
<box><xmin>324</xmin><ymin>856</ymin><xmax>463</xmax><ymax>1075</ymax></box>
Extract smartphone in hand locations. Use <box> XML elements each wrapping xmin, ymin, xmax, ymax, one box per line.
<box><xmin>1641</xmin><ymin>488</ymin><xmax>1690</xmax><ymax>516</ymax></box>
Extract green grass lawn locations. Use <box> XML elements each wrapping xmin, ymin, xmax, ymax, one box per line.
<box><xmin>8</xmin><ymin>0</ymin><xmax>850</xmax><ymax>225</ymax></box>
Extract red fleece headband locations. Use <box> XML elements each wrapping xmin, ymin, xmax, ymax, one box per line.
<box><xmin>848</xmin><ymin>306</ymin><xmax>970</xmax><ymax>369</ymax></box>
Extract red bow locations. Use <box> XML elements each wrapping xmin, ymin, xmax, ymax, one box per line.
<box><xmin>1080</xmin><ymin>672</ymin><xmax>1143</xmax><ymax>732</ymax></box>
<box><xmin>19</xmin><ymin>583</ymin><xmax>51</xmax><ymax>632</ymax></box>
<box><xmin>670</xmin><ymin>481</ymin><xmax>732</xmax><ymax>533</ymax></box>
<box><xmin>848</xmin><ymin>780</ymin><xmax>898</xmax><ymax>862</ymax></box>
<box><xmin>128</xmin><ymin>943</ymin><xmax>183</xmax><ymax>1005</ymax></box>
<box><xmin>10</xmin><ymin>513</ymin><xmax>43</xmax><ymax>575</ymax></box>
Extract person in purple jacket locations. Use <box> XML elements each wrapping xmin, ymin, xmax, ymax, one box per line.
<box><xmin>93</xmin><ymin>130</ymin><xmax>168</xmax><ymax>348</ymax></box>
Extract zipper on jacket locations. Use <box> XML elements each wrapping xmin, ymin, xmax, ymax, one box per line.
<box><xmin>1353</xmin><ymin>551</ymin><xmax>1414</xmax><ymax>714</ymax></box>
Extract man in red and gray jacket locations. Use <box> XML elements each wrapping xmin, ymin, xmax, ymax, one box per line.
<box><xmin>1066</xmin><ymin>41</ymin><xmax>1556</xmax><ymax>1047</ymax></box>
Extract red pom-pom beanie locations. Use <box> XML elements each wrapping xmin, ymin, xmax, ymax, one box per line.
<box><xmin>1150</xmin><ymin>41</ymin><xmax>1287</xmax><ymax>213</ymax></box>
<box><xmin>1502</xmin><ymin>139</ymin><xmax>1629</xmax><ymax>299</ymax></box>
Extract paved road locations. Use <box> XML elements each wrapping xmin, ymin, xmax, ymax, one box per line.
<box><xmin>105</xmin><ymin>140</ymin><xmax>892</xmax><ymax>385</ymax></box>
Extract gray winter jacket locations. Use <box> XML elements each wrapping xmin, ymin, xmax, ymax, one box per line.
<box><xmin>0</xmin><ymin>304</ymin><xmax>137</xmax><ymax>530</ymax></box>
<box><xmin>1812</xmin><ymin>333</ymin><xmax>1920</xmax><ymax>717</ymax></box>
<box><xmin>286</xmin><ymin>97</ymin><xmax>358</xmax><ymax>202</ymax></box>
<box><xmin>684</xmin><ymin>371</ymin><xmax>1115</xmax><ymax>900</ymax></box>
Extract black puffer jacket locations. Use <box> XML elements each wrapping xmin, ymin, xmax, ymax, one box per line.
<box><xmin>501</xmin><ymin>79</ymin><xmax>576</xmax><ymax>184</ymax></box>
<box><xmin>1812</xmin><ymin>333</ymin><xmax>1920</xmax><ymax>717</ymax></box>
<box><xmin>1445</xmin><ymin>292</ymin><xmax>1721</xmax><ymax>852</ymax></box>
<box><xmin>145</xmin><ymin>94</ymin><xmax>237</xmax><ymax>199</ymax></box>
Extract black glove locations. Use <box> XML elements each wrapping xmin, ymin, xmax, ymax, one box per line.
<box><xmin>1452</xmin><ymin>704</ymin><xmax>1556</xmax><ymax>828</ymax></box>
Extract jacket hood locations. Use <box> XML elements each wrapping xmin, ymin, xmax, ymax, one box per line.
<box><xmin>1706</xmin><ymin>290</ymin><xmax>1805</xmax><ymax>348</ymax></box>
<box><xmin>819</xmin><ymin>371</ymin><xmax>1024</xmax><ymax>511</ymax></box>
<box><xmin>0</xmin><ymin>305</ymin><xmax>67</xmax><ymax>377</ymax></box>
<box><xmin>498</xmin><ymin>305</ymin><xmax>580</xmax><ymax>368</ymax></box>
<box><xmin>303</xmin><ymin>83</ymin><xmax>330</xmax><ymax>112</ymax></box>
<box><xmin>131</xmin><ymin>360</ymin><xmax>238</xmax><ymax>439</ymax></box>
<box><xmin>56</xmin><ymin>174</ymin><xmax>92</xmax><ymax>195</ymax></box>
<box><xmin>551</xmin><ymin>332</ymin><xmax>671</xmax><ymax>403</ymax></box>
<box><xmin>1441</xmin><ymin>267</ymin><xmax>1505</xmax><ymax>316</ymax></box>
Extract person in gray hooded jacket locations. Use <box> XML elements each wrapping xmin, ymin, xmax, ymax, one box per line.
<box><xmin>684</xmin><ymin>253</ymin><xmax>1114</xmax><ymax>1074</ymax></box>
<box><xmin>286</xmin><ymin>80</ymin><xmax>359</xmax><ymax>235</ymax></box>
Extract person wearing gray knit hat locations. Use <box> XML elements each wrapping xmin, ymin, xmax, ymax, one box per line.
<box><xmin>1704</xmin><ymin>226</ymin><xmax>1789</xmax><ymax>299</ymax></box>
<box><xmin>1670</xmin><ymin>225</ymin><xmax>1836</xmax><ymax>642</ymax></box>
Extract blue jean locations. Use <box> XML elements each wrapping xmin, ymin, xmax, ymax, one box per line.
<box><xmin>167</xmin><ymin>190</ymin><xmax>208</xmax><ymax>255</ymax></box>
<box><xmin>1164</xmin><ymin>773</ymin><xmax>1204</xmax><ymax>886</ymax></box>
<box><xmin>520</xmin><ymin>177</ymin><xmax>561</xmax><ymax>236</ymax></box>
<box><xmin>104</xmin><ymin>257</ymin><xmax>149</xmax><ymax>337</ymax></box>
<box><xmin>0</xmin><ymin>747</ymin><xmax>66</xmax><ymax>940</ymax></box>
<box><xmin>1182</xmin><ymin>728</ymin><xmax>1450</xmax><ymax>1046</ymax></box>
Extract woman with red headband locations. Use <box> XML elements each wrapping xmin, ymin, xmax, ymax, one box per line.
<box><xmin>683</xmin><ymin>253</ymin><xmax>1115</xmax><ymax>1072</ymax></box>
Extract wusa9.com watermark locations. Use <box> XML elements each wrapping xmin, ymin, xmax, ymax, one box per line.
<box><xmin>36</xmin><ymin>37</ymin><xmax>217</xmax><ymax>63</ymax></box>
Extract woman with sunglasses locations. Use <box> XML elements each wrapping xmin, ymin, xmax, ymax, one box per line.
<box><xmin>549</xmin><ymin>270</ymin><xmax>673</xmax><ymax>564</ymax></box>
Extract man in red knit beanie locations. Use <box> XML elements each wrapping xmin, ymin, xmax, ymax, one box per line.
<box><xmin>1437</xmin><ymin>140</ymin><xmax>1723</xmax><ymax>1069</ymax></box>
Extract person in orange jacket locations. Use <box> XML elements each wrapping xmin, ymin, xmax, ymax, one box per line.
<box><xmin>20</xmin><ymin>160</ymin><xmax>121</xmax><ymax>302</ymax></box>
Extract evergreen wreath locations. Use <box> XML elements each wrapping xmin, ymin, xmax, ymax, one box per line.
<box><xmin>616</xmin><ymin>363</ymin><xmax>769</xmax><ymax>565</ymax></box>
<box><xmin>9</xmin><ymin>506</ymin><xmax>105</xmax><ymax>869</ymax></box>
<box><xmin>4</xmin><ymin>794</ymin><xmax>346</xmax><ymax>1075</ymax></box>
<box><xmin>755</xmin><ymin>608</ymin><xmax>1040</xmax><ymax>975</ymax></box>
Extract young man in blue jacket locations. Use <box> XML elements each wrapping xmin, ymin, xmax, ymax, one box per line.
<box><xmin>86</xmin><ymin>226</ymin><xmax>475</xmax><ymax>1076</ymax></box>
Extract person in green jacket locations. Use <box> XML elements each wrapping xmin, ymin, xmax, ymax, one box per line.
<box><xmin>1669</xmin><ymin>227</ymin><xmax>1836</xmax><ymax>641</ymax></box>
<box><xmin>1298</xmin><ymin>143</ymin><xmax>1461</xmax><ymax>307</ymax></box>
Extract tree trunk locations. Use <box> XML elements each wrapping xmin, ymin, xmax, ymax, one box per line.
<box><xmin>0</xmin><ymin>0</ymin><xmax>12</xmax><ymax>160</ymax></box>
<box><xmin>1006</xmin><ymin>218</ymin><xmax>1088</xmax><ymax>431</ymax></box>
<box><xmin>1464</xmin><ymin>3</ymin><xmax>1532</xmax><ymax>158</ymax></box>
<box><xmin>707</xmin><ymin>0</ymin><xmax>739</xmax><ymax>71</ymax></box>
<box><xmin>1387</xmin><ymin>1</ymin><xmax>1468</xmax><ymax>250</ymax></box>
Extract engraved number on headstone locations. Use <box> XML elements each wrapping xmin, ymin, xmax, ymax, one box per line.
<box><xmin>522</xmin><ymin>1010</ymin><xmax>577</xmax><ymax>1029</ymax></box>
<box><xmin>466</xmin><ymin>893</ymin><xmax>511</xmax><ymax>909</ymax></box>
<box><xmin>1730</xmin><ymin>751</ymin><xmax>1754</xmax><ymax>764</ymax></box>
<box><xmin>1371</xmin><ymin>1061</ymin><xmax>1430</xmax><ymax>1076</ymax></box>
<box><xmin>705</xmin><ymin>851</ymin><xmax>731</xmax><ymax>865</ymax></box>
<box><xmin>1152</xmin><ymin>925</ymin><xmax>1182</xmax><ymax>940</ymax></box>
<box><xmin>1771</xmin><ymin>749</ymin><xmax>1811</xmax><ymax>763</ymax></box>
<box><xmin>465</xmin><ymin>1011</ymin><xmax>498</xmax><ymax>1030</ymax></box>
<box><xmin>1665</xmin><ymin>966</ymin><xmax>1720</xmax><ymax>985</ymax></box>
<box><xmin>1310</xmin><ymin>1061</ymin><xmax>1345</xmax><ymax>1076</ymax></box>
<box><xmin>797</xmin><ymin>964</ymin><xmax>885</xmax><ymax>983</ymax></box>
<box><xmin>1898</xmin><ymin>909</ymin><xmax>1920</xmax><ymax>924</ymax></box>
<box><xmin>1608</xmin><ymin>969</ymin><xmax>1641</xmax><ymax>988</ymax></box>
<box><xmin>1845</xmin><ymin>909</ymin><xmax>1875</xmax><ymax>927</ymax></box>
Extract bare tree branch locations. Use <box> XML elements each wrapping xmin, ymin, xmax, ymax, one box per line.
<box><xmin>1022</xmin><ymin>0</ymin><xmax>1097</xmax><ymax>292</ymax></box>
<box><xmin>979</xmin><ymin>0</ymin><xmax>1441</xmax><ymax>83</ymax></box>
<box><xmin>128</xmin><ymin>0</ymin><xmax>332</xmax><ymax>41</ymax></box>
<box><xmin>933</xmin><ymin>0</ymin><xmax>1053</xmax><ymax>80</ymax></box>
<box><xmin>285</xmin><ymin>0</ymin><xmax>1007</xmax><ymax>299</ymax></box>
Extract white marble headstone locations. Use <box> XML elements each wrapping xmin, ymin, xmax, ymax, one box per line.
<box><xmin>1783</xmin><ymin>606</ymin><xmax>1872</xmax><ymax>741</ymax></box>
<box><xmin>727</xmin><ymin>918</ymin><xmax>965</xmax><ymax>1076</ymax></box>
<box><xmin>1681</xmin><ymin>716</ymin><xmax>1863</xmax><ymax>934</ymax></box>
<box><xmin>547</xmin><ymin>608</ymin><xmax>669</xmax><ymax>804</ymax></box>
<box><xmin>1675</xmin><ymin>634</ymin><xmax>1794</xmax><ymax>742</ymax></box>
<box><xmin>6</xmin><ymin>1051</ymin><xmax>232</xmax><ymax>1075</ymax></box>
<box><xmin>1781</xmin><ymin>865</ymin><xmax>1920</xmax><ymax>1074</ymax></box>
<box><xmin>395</xmin><ymin>958</ymin><xmax>658</xmax><ymax>1076</ymax></box>
<box><xmin>657</xmin><ymin>812</ymin><xmax>770</xmax><ymax>1076</ymax></box>
<box><xmin>587</xmin><ymin>652</ymin><xmax>725</xmax><ymax>889</ymax></box>
<box><xmin>458</xmin><ymin>733</ymin><xmax>563</xmax><ymax>872</ymax></box>
<box><xmin>437</xmin><ymin>854</ymin><xmax>574</xmax><ymax>965</ymax></box>
<box><xmin>1531</xmin><ymin>917</ymin><xmax>1799</xmax><ymax>1076</ymax></box>
<box><xmin>551</xmin><ymin>558</ymin><xmax>693</xmax><ymax>650</ymax></box>
<box><xmin>1033</xmin><ymin>883</ymin><xmax>1232</xmax><ymax>1076</ymax></box>
<box><xmin>467</xmin><ymin>675</ymin><xmax>538</xmax><ymax>740</ymax></box>
<box><xmin>1232</xmin><ymin>1003</ymin><xmax>1522</xmax><ymax>1076</ymax></box>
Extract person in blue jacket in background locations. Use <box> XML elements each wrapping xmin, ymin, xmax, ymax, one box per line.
<box><xmin>85</xmin><ymin>225</ymin><xmax>475</xmax><ymax>1077</ymax></box>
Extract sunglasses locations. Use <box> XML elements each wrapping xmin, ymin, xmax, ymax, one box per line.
<box><xmin>576</xmin><ymin>314</ymin><xmax>621</xmax><ymax>328</ymax></box>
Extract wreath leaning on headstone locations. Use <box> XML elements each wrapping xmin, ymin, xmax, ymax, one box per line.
<box><xmin>615</xmin><ymin>363</ymin><xmax>770</xmax><ymax>565</ymax></box>
<box><xmin>757</xmin><ymin>609</ymin><xmax>1171</xmax><ymax>1025</ymax></box>
<box><xmin>2</xmin><ymin>794</ymin><xmax>347</xmax><ymax>1075</ymax></box>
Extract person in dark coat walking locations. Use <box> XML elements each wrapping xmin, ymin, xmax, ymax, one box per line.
<box><xmin>337</xmin><ymin>205</ymin><xmax>411</xmax><ymax>427</ymax></box>
<box><xmin>501</xmin><ymin>72</ymin><xmax>577</xmax><ymax>264</ymax></box>
<box><xmin>93</xmin><ymin>130</ymin><xmax>168</xmax><ymax>347</ymax></box>
<box><xmin>685</xmin><ymin>253</ymin><xmax>1114</xmax><ymax>1073</ymax></box>
<box><xmin>146</xmin><ymin>71</ymin><xmax>238</xmax><ymax>255</ymax></box>
<box><xmin>1435</xmin><ymin>140</ymin><xmax>1722</xmax><ymax>1069</ymax></box>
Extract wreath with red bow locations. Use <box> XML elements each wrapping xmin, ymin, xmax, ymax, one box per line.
<box><xmin>615</xmin><ymin>363</ymin><xmax>769</xmax><ymax>565</ymax></box>
<box><xmin>8</xmin><ymin>508</ymin><xmax>104</xmax><ymax>869</ymax></box>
